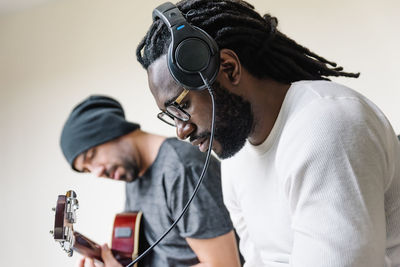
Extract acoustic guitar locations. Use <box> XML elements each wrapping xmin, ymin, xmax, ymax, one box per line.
<box><xmin>50</xmin><ymin>190</ymin><xmax>146</xmax><ymax>266</ymax></box>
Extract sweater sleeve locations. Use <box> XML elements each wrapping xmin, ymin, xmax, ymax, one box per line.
<box><xmin>276</xmin><ymin>97</ymin><xmax>390</xmax><ymax>267</ymax></box>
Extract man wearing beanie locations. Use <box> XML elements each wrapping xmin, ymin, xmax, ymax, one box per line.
<box><xmin>60</xmin><ymin>95</ymin><xmax>241</xmax><ymax>267</ymax></box>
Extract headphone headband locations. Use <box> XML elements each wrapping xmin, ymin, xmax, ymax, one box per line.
<box><xmin>152</xmin><ymin>2</ymin><xmax>220</xmax><ymax>91</ymax></box>
<box><xmin>152</xmin><ymin>2</ymin><xmax>186</xmax><ymax>28</ymax></box>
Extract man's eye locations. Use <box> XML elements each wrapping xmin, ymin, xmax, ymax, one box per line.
<box><xmin>86</xmin><ymin>150</ymin><xmax>93</xmax><ymax>160</ymax></box>
<box><xmin>180</xmin><ymin>101</ymin><xmax>190</xmax><ymax>110</ymax></box>
<box><xmin>86</xmin><ymin>148</ymin><xmax>96</xmax><ymax>161</ymax></box>
<box><xmin>89</xmin><ymin>148</ymin><xmax>97</xmax><ymax>160</ymax></box>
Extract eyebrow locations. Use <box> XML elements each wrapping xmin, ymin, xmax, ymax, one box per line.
<box><xmin>164</xmin><ymin>92</ymin><xmax>181</xmax><ymax>108</ymax></box>
<box><xmin>164</xmin><ymin>89</ymin><xmax>190</xmax><ymax>107</ymax></box>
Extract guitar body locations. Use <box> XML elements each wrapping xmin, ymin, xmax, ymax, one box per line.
<box><xmin>112</xmin><ymin>213</ymin><xmax>144</xmax><ymax>262</ymax></box>
<box><xmin>52</xmin><ymin>191</ymin><xmax>147</xmax><ymax>267</ymax></box>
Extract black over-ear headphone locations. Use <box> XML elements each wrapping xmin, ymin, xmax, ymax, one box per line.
<box><xmin>152</xmin><ymin>2</ymin><xmax>220</xmax><ymax>91</ymax></box>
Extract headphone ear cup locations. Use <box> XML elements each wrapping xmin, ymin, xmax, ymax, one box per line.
<box><xmin>167</xmin><ymin>27</ymin><xmax>219</xmax><ymax>91</ymax></box>
<box><xmin>168</xmin><ymin>43</ymin><xmax>219</xmax><ymax>91</ymax></box>
<box><xmin>175</xmin><ymin>38</ymin><xmax>211</xmax><ymax>73</ymax></box>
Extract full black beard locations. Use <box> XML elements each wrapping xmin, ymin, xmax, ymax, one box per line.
<box><xmin>211</xmin><ymin>82</ymin><xmax>254</xmax><ymax>159</ymax></box>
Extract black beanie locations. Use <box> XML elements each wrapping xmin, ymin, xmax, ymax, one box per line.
<box><xmin>60</xmin><ymin>95</ymin><xmax>140</xmax><ymax>170</ymax></box>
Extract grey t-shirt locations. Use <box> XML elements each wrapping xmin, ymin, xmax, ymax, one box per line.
<box><xmin>125</xmin><ymin>138</ymin><xmax>233</xmax><ymax>267</ymax></box>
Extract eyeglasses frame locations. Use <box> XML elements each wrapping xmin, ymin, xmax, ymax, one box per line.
<box><xmin>157</xmin><ymin>88</ymin><xmax>190</xmax><ymax>126</ymax></box>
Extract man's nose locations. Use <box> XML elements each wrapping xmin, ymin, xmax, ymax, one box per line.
<box><xmin>90</xmin><ymin>165</ymin><xmax>106</xmax><ymax>178</ymax></box>
<box><xmin>175</xmin><ymin>119</ymin><xmax>195</xmax><ymax>140</ymax></box>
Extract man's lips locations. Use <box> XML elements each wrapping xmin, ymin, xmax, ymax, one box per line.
<box><xmin>109</xmin><ymin>167</ymin><xmax>120</xmax><ymax>180</ymax></box>
<box><xmin>114</xmin><ymin>169</ymin><xmax>121</xmax><ymax>180</ymax></box>
<box><xmin>191</xmin><ymin>137</ymin><xmax>210</xmax><ymax>152</ymax></box>
<box><xmin>199</xmin><ymin>138</ymin><xmax>210</xmax><ymax>152</ymax></box>
<box><xmin>191</xmin><ymin>136</ymin><xmax>207</xmax><ymax>147</ymax></box>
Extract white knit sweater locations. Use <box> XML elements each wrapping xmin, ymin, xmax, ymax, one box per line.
<box><xmin>221</xmin><ymin>80</ymin><xmax>400</xmax><ymax>267</ymax></box>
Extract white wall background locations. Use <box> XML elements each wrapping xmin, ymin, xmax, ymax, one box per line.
<box><xmin>0</xmin><ymin>0</ymin><xmax>399</xmax><ymax>266</ymax></box>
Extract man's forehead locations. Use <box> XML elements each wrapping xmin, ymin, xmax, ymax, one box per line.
<box><xmin>147</xmin><ymin>55</ymin><xmax>181</xmax><ymax>108</ymax></box>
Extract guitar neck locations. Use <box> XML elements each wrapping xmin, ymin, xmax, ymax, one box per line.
<box><xmin>52</xmin><ymin>192</ymin><xmax>141</xmax><ymax>267</ymax></box>
<box><xmin>73</xmin><ymin>231</ymin><xmax>133</xmax><ymax>265</ymax></box>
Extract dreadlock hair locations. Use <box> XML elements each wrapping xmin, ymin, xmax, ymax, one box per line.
<box><xmin>136</xmin><ymin>0</ymin><xmax>359</xmax><ymax>84</ymax></box>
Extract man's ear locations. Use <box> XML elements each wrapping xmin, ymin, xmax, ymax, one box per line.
<box><xmin>219</xmin><ymin>49</ymin><xmax>241</xmax><ymax>86</ymax></box>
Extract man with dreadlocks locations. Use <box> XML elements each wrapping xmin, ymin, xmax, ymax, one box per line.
<box><xmin>136</xmin><ymin>0</ymin><xmax>400</xmax><ymax>266</ymax></box>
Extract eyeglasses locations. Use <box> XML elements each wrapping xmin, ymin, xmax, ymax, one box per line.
<box><xmin>157</xmin><ymin>88</ymin><xmax>190</xmax><ymax>126</ymax></box>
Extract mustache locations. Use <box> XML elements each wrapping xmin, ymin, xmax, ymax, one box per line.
<box><xmin>189</xmin><ymin>132</ymin><xmax>210</xmax><ymax>143</ymax></box>
<box><xmin>103</xmin><ymin>167</ymin><xmax>114</xmax><ymax>178</ymax></box>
